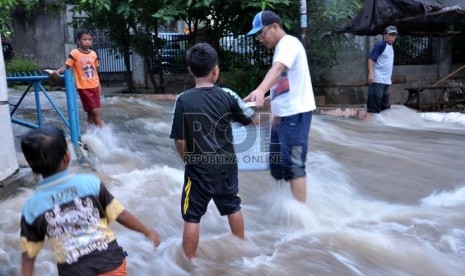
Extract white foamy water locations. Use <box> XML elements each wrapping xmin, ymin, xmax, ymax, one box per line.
<box><xmin>370</xmin><ymin>105</ymin><xmax>465</xmax><ymax>129</ymax></box>
<box><xmin>2</xmin><ymin>93</ymin><xmax>465</xmax><ymax>275</ymax></box>
<box><xmin>421</xmin><ymin>185</ymin><xmax>465</xmax><ymax>207</ymax></box>
<box><xmin>421</xmin><ymin>111</ymin><xmax>465</xmax><ymax>126</ymax></box>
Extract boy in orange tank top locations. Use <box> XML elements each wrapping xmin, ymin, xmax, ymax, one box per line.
<box><xmin>55</xmin><ymin>29</ymin><xmax>103</xmax><ymax>128</ymax></box>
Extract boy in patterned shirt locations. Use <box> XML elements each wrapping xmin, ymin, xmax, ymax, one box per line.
<box><xmin>20</xmin><ymin>125</ymin><xmax>160</xmax><ymax>275</ymax></box>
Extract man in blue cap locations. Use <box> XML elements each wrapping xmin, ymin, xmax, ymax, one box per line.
<box><xmin>244</xmin><ymin>10</ymin><xmax>316</xmax><ymax>203</ymax></box>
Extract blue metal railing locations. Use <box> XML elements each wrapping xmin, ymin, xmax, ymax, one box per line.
<box><xmin>6</xmin><ymin>70</ymin><xmax>81</xmax><ymax>147</ymax></box>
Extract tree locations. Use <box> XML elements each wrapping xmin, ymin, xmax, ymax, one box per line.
<box><xmin>306</xmin><ymin>0</ymin><xmax>364</xmax><ymax>68</ymax></box>
<box><xmin>163</xmin><ymin>0</ymin><xmax>290</xmax><ymax>71</ymax></box>
<box><xmin>1</xmin><ymin>0</ymin><xmax>62</xmax><ymax>37</ymax></box>
<box><xmin>0</xmin><ymin>0</ymin><xmax>17</xmax><ymax>36</ymax></box>
<box><xmin>71</xmin><ymin>0</ymin><xmax>293</xmax><ymax>92</ymax></box>
<box><xmin>72</xmin><ymin>0</ymin><xmax>175</xmax><ymax>93</ymax></box>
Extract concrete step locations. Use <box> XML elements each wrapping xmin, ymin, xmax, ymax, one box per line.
<box><xmin>315</xmin><ymin>105</ymin><xmax>367</xmax><ymax>120</ymax></box>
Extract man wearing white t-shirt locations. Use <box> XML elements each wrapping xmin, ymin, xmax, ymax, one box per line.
<box><xmin>245</xmin><ymin>10</ymin><xmax>316</xmax><ymax>203</ymax></box>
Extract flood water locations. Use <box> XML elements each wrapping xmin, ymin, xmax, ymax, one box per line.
<box><xmin>1</xmin><ymin>91</ymin><xmax>465</xmax><ymax>275</ymax></box>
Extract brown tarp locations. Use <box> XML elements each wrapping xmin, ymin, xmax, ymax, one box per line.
<box><xmin>332</xmin><ymin>0</ymin><xmax>465</xmax><ymax>36</ymax></box>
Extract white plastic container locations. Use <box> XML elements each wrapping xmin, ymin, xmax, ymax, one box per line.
<box><xmin>232</xmin><ymin>119</ymin><xmax>270</xmax><ymax>171</ymax></box>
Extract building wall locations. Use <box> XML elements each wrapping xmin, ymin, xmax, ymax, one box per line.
<box><xmin>12</xmin><ymin>7</ymin><xmax>70</xmax><ymax>69</ymax></box>
<box><xmin>312</xmin><ymin>35</ymin><xmax>465</xmax><ymax>105</ymax></box>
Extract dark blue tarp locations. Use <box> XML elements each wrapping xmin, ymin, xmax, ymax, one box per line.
<box><xmin>333</xmin><ymin>0</ymin><xmax>465</xmax><ymax>36</ymax></box>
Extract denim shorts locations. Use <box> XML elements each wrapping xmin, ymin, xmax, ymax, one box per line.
<box><xmin>269</xmin><ymin>111</ymin><xmax>312</xmax><ymax>181</ymax></box>
<box><xmin>367</xmin><ymin>83</ymin><xmax>390</xmax><ymax>113</ymax></box>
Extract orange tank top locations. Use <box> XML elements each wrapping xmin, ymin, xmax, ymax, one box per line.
<box><xmin>66</xmin><ymin>49</ymin><xmax>100</xmax><ymax>89</ymax></box>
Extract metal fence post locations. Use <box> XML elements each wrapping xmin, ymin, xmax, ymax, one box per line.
<box><xmin>300</xmin><ymin>0</ymin><xmax>307</xmax><ymax>48</ymax></box>
<box><xmin>33</xmin><ymin>81</ymin><xmax>43</xmax><ymax>127</ymax></box>
<box><xmin>64</xmin><ymin>70</ymin><xmax>80</xmax><ymax>147</ymax></box>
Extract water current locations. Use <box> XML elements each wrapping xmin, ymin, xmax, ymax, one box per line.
<box><xmin>1</xmin><ymin>91</ymin><xmax>465</xmax><ymax>275</ymax></box>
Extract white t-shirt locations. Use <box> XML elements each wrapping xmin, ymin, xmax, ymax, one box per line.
<box><xmin>370</xmin><ymin>41</ymin><xmax>394</xmax><ymax>85</ymax></box>
<box><xmin>270</xmin><ymin>35</ymin><xmax>316</xmax><ymax>117</ymax></box>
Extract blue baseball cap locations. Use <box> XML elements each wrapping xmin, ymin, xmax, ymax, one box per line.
<box><xmin>246</xmin><ymin>10</ymin><xmax>281</xmax><ymax>37</ymax></box>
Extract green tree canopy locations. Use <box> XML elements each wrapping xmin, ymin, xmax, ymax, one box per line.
<box><xmin>5</xmin><ymin>0</ymin><xmax>367</xmax><ymax>91</ymax></box>
<box><xmin>1</xmin><ymin>0</ymin><xmax>63</xmax><ymax>37</ymax></box>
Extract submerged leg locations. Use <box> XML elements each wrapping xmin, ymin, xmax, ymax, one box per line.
<box><xmin>182</xmin><ymin>222</ymin><xmax>200</xmax><ymax>260</ymax></box>
<box><xmin>290</xmin><ymin>176</ymin><xmax>306</xmax><ymax>203</ymax></box>
<box><xmin>227</xmin><ymin>210</ymin><xmax>244</xmax><ymax>239</ymax></box>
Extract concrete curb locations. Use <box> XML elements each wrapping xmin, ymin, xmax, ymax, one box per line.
<box><xmin>104</xmin><ymin>93</ymin><xmax>368</xmax><ymax>119</ymax></box>
<box><xmin>0</xmin><ymin>168</ymin><xmax>33</xmax><ymax>200</ymax></box>
<box><xmin>314</xmin><ymin>105</ymin><xmax>367</xmax><ymax>120</ymax></box>
<box><xmin>103</xmin><ymin>93</ymin><xmax>178</xmax><ymax>101</ymax></box>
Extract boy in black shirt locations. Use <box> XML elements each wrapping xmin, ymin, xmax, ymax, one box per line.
<box><xmin>170</xmin><ymin>43</ymin><xmax>255</xmax><ymax>260</ymax></box>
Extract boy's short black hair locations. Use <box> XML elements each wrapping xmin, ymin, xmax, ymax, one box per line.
<box><xmin>186</xmin><ymin>43</ymin><xmax>218</xmax><ymax>78</ymax></box>
<box><xmin>75</xmin><ymin>28</ymin><xmax>93</xmax><ymax>41</ymax></box>
<box><xmin>21</xmin><ymin>126</ymin><xmax>68</xmax><ymax>176</ymax></box>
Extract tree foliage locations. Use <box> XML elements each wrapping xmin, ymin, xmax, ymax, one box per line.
<box><xmin>306</xmin><ymin>0</ymin><xmax>364</xmax><ymax>68</ymax></box>
<box><xmin>1</xmin><ymin>0</ymin><xmax>37</xmax><ymax>36</ymax></box>
<box><xmin>1</xmin><ymin>0</ymin><xmax>64</xmax><ymax>37</ymax></box>
<box><xmin>322</xmin><ymin>0</ymin><xmax>363</xmax><ymax>21</ymax></box>
<box><xmin>67</xmin><ymin>0</ymin><xmax>292</xmax><ymax>92</ymax></box>
<box><xmin>71</xmin><ymin>0</ymin><xmax>174</xmax><ymax>92</ymax></box>
<box><xmin>0</xmin><ymin>0</ymin><xmax>18</xmax><ymax>36</ymax></box>
<box><xmin>5</xmin><ymin>0</ymin><xmax>366</xmax><ymax>90</ymax></box>
<box><xmin>160</xmin><ymin>0</ymin><xmax>291</xmax><ymax>46</ymax></box>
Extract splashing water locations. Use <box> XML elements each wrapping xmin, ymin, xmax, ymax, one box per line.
<box><xmin>421</xmin><ymin>112</ymin><xmax>465</xmax><ymax>126</ymax></box>
<box><xmin>2</xmin><ymin>93</ymin><xmax>465</xmax><ymax>275</ymax></box>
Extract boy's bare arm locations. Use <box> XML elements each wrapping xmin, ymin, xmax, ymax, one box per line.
<box><xmin>116</xmin><ymin>210</ymin><xmax>160</xmax><ymax>247</ymax></box>
<box><xmin>174</xmin><ymin>139</ymin><xmax>187</xmax><ymax>162</ymax></box>
<box><xmin>21</xmin><ymin>253</ymin><xmax>35</xmax><ymax>276</ymax></box>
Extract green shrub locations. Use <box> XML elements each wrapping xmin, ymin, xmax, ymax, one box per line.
<box><xmin>6</xmin><ymin>57</ymin><xmax>40</xmax><ymax>74</ymax></box>
<box><xmin>218</xmin><ymin>65</ymin><xmax>267</xmax><ymax>98</ymax></box>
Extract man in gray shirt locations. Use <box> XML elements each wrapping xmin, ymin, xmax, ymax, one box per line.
<box><xmin>367</xmin><ymin>26</ymin><xmax>398</xmax><ymax>113</ymax></box>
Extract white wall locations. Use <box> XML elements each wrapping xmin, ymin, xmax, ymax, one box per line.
<box><xmin>0</xmin><ymin>38</ymin><xmax>19</xmax><ymax>181</ymax></box>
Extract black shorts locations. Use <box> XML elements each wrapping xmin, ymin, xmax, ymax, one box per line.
<box><xmin>181</xmin><ymin>168</ymin><xmax>241</xmax><ymax>223</ymax></box>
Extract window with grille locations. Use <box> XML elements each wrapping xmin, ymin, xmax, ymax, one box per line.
<box><xmin>452</xmin><ymin>35</ymin><xmax>465</xmax><ymax>64</ymax></box>
<box><xmin>394</xmin><ymin>36</ymin><xmax>434</xmax><ymax>65</ymax></box>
